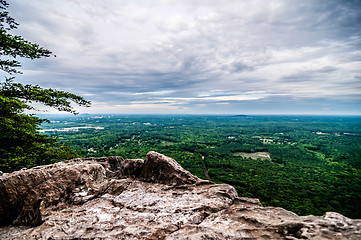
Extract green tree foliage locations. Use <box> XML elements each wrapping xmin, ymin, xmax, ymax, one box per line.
<box><xmin>0</xmin><ymin>0</ymin><xmax>51</xmax><ymax>74</ymax></box>
<box><xmin>0</xmin><ymin>1</ymin><xmax>91</xmax><ymax>172</ymax></box>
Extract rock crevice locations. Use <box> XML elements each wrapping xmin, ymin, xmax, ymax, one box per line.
<box><xmin>0</xmin><ymin>151</ymin><xmax>360</xmax><ymax>239</ymax></box>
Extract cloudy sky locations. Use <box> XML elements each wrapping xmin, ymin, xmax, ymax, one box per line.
<box><xmin>6</xmin><ymin>0</ymin><xmax>361</xmax><ymax>115</ymax></box>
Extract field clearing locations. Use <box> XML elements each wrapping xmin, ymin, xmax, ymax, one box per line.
<box><xmin>233</xmin><ymin>152</ymin><xmax>271</xmax><ymax>160</ymax></box>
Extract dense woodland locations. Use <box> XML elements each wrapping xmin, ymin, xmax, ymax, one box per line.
<box><xmin>35</xmin><ymin>115</ymin><xmax>361</xmax><ymax>219</ymax></box>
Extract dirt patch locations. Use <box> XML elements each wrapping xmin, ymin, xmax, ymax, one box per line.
<box><xmin>233</xmin><ymin>152</ymin><xmax>271</xmax><ymax>160</ymax></box>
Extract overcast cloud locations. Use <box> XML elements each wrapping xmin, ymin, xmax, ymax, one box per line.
<box><xmin>6</xmin><ymin>0</ymin><xmax>361</xmax><ymax>114</ymax></box>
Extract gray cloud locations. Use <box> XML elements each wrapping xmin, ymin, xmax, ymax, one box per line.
<box><xmin>4</xmin><ymin>0</ymin><xmax>361</xmax><ymax>114</ymax></box>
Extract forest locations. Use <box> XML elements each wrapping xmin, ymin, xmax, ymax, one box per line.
<box><xmin>38</xmin><ymin>114</ymin><xmax>361</xmax><ymax>219</ymax></box>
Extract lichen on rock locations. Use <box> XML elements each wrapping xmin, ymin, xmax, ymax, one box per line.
<box><xmin>0</xmin><ymin>151</ymin><xmax>360</xmax><ymax>239</ymax></box>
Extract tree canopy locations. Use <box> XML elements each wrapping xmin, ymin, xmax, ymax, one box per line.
<box><xmin>0</xmin><ymin>0</ymin><xmax>52</xmax><ymax>74</ymax></box>
<box><xmin>0</xmin><ymin>0</ymin><xmax>91</xmax><ymax>172</ymax></box>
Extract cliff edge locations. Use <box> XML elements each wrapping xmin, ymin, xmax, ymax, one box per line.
<box><xmin>0</xmin><ymin>151</ymin><xmax>360</xmax><ymax>239</ymax></box>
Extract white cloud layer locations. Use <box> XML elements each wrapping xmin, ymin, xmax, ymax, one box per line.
<box><xmin>6</xmin><ymin>0</ymin><xmax>361</xmax><ymax>114</ymax></box>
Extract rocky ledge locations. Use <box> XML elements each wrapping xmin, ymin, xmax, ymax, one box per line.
<box><xmin>0</xmin><ymin>151</ymin><xmax>360</xmax><ymax>239</ymax></box>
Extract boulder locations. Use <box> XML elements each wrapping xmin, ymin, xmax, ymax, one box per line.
<box><xmin>0</xmin><ymin>151</ymin><xmax>360</xmax><ymax>239</ymax></box>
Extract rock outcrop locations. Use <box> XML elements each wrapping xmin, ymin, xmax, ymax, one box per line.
<box><xmin>0</xmin><ymin>151</ymin><xmax>360</xmax><ymax>239</ymax></box>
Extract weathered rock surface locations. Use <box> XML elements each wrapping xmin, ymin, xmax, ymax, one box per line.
<box><xmin>0</xmin><ymin>151</ymin><xmax>360</xmax><ymax>239</ymax></box>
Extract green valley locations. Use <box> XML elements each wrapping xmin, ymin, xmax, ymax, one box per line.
<box><xmin>40</xmin><ymin>114</ymin><xmax>361</xmax><ymax>219</ymax></box>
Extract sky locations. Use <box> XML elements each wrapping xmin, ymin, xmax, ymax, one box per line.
<box><xmin>5</xmin><ymin>0</ymin><xmax>361</xmax><ymax>115</ymax></box>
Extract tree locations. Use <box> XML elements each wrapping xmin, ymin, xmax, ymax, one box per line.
<box><xmin>0</xmin><ymin>0</ymin><xmax>91</xmax><ymax>172</ymax></box>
